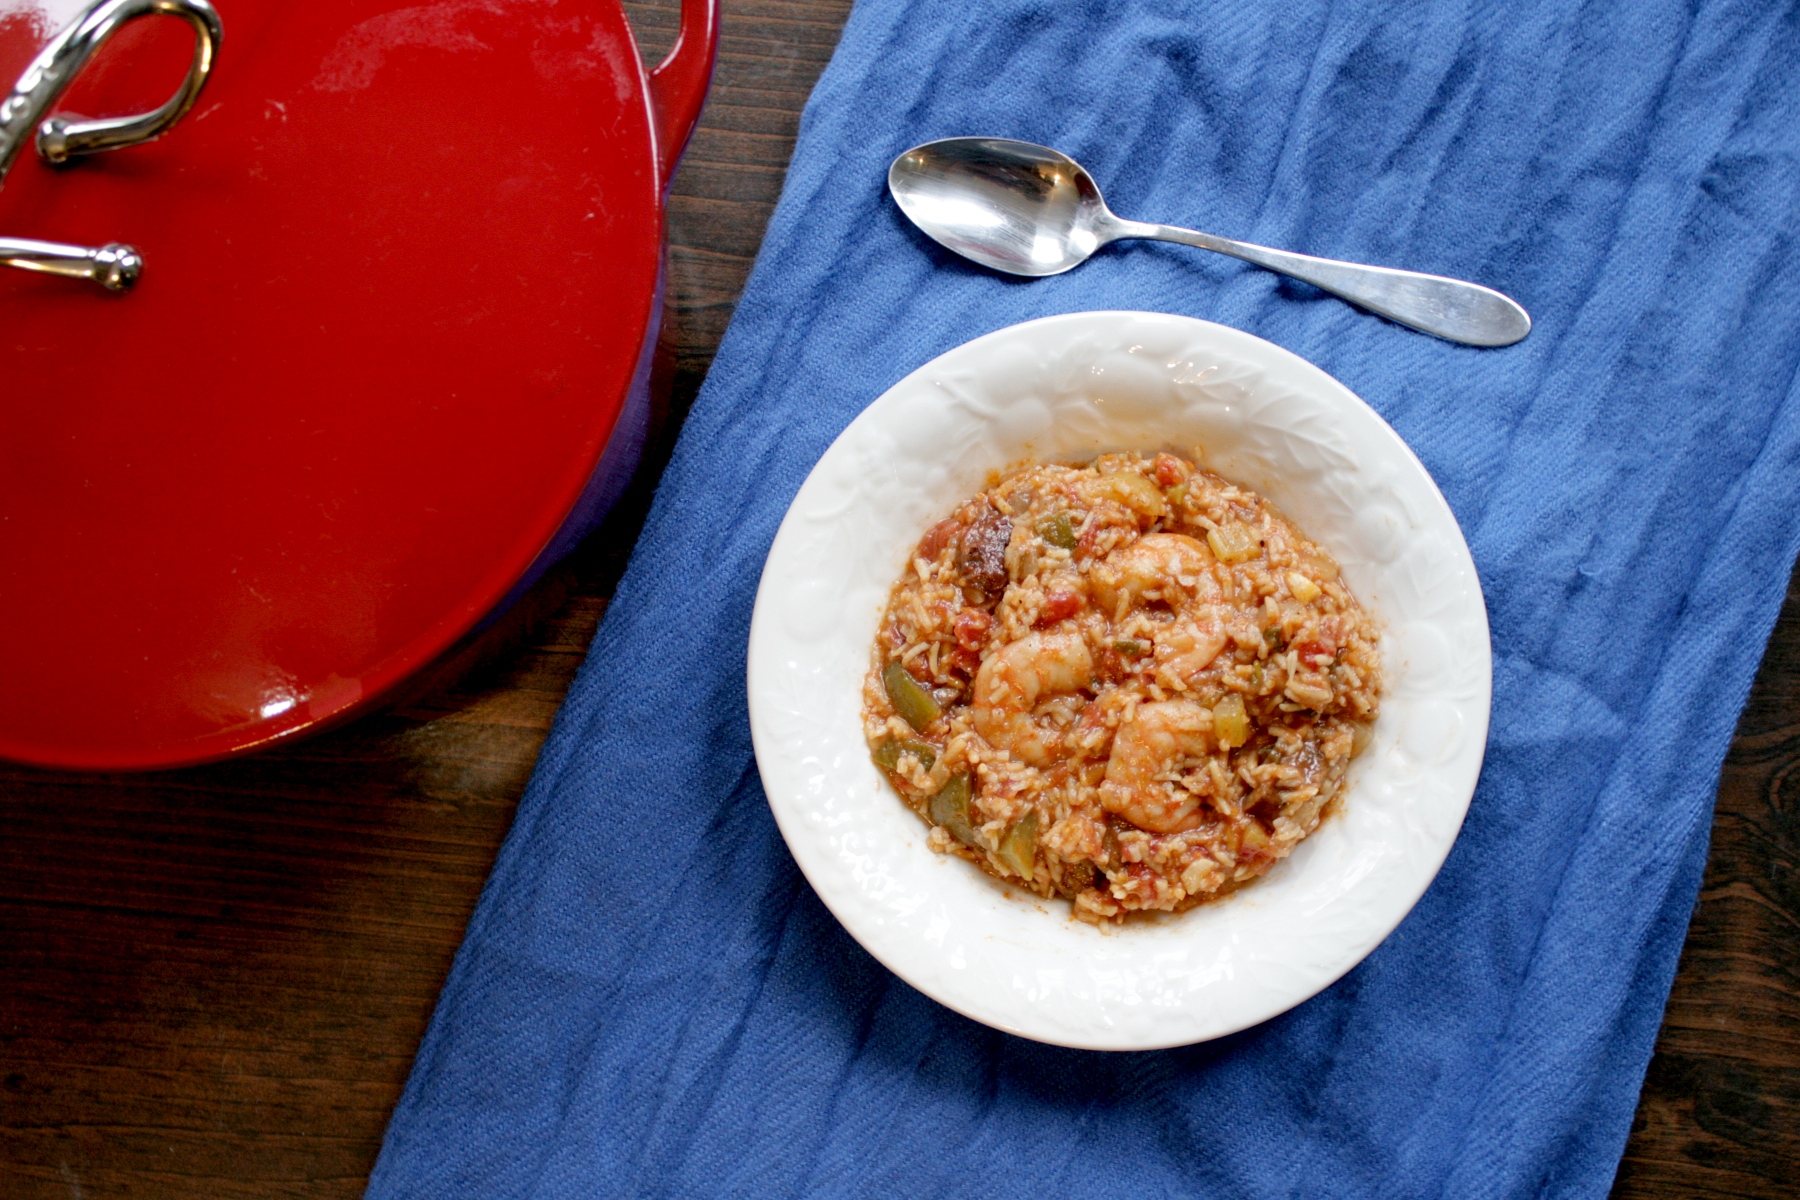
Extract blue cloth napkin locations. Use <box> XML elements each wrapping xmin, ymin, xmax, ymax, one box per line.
<box><xmin>369</xmin><ymin>1</ymin><xmax>1800</xmax><ymax>1195</ymax></box>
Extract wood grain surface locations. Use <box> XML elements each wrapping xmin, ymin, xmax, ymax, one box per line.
<box><xmin>1</xmin><ymin>2</ymin><xmax>1794</xmax><ymax>1196</ymax></box>
<box><xmin>1613</xmin><ymin>559</ymin><xmax>1800</xmax><ymax>1200</ymax></box>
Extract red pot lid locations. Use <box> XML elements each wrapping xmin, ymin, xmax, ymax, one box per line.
<box><xmin>0</xmin><ymin>0</ymin><xmax>717</xmax><ymax>768</ymax></box>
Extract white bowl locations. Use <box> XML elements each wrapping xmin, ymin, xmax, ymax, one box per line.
<box><xmin>746</xmin><ymin>311</ymin><xmax>1490</xmax><ymax>1050</ymax></box>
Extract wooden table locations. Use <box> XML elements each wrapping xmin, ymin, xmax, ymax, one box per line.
<box><xmin>2</xmin><ymin>3</ymin><xmax>1794</xmax><ymax>1195</ymax></box>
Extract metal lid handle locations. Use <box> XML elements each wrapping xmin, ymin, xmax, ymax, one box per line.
<box><xmin>0</xmin><ymin>0</ymin><xmax>222</xmax><ymax>293</ymax></box>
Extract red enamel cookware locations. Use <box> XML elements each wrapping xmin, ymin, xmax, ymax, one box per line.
<box><xmin>0</xmin><ymin>0</ymin><xmax>718</xmax><ymax>768</ymax></box>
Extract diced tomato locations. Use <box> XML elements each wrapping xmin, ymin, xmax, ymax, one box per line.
<box><xmin>1037</xmin><ymin>588</ymin><xmax>1083</xmax><ymax>625</ymax></box>
<box><xmin>1292</xmin><ymin>637</ymin><xmax>1337</xmax><ymax>668</ymax></box>
<box><xmin>904</xmin><ymin>659</ymin><xmax>931</xmax><ymax>683</ymax></box>
<box><xmin>953</xmin><ymin>607</ymin><xmax>992</xmax><ymax>649</ymax></box>
<box><xmin>1153</xmin><ymin>453</ymin><xmax>1189</xmax><ymax>488</ymax></box>
<box><xmin>917</xmin><ymin>517</ymin><xmax>962</xmax><ymax>562</ymax></box>
<box><xmin>946</xmin><ymin>646</ymin><xmax>981</xmax><ymax>675</ymax></box>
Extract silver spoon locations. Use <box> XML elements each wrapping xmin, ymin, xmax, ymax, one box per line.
<box><xmin>888</xmin><ymin>137</ymin><xmax>1530</xmax><ymax>347</ymax></box>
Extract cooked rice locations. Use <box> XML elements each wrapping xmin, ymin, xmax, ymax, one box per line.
<box><xmin>861</xmin><ymin>452</ymin><xmax>1382</xmax><ymax>923</ymax></box>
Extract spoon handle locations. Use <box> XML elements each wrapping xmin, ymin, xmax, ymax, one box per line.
<box><xmin>1117</xmin><ymin>221</ymin><xmax>1530</xmax><ymax>347</ymax></box>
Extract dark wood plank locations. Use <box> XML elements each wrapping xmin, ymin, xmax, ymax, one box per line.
<box><xmin>0</xmin><ymin>1</ymin><xmax>1793</xmax><ymax>1195</ymax></box>
<box><xmin>1613</xmin><ymin>559</ymin><xmax>1800</xmax><ymax>1199</ymax></box>
<box><xmin>0</xmin><ymin>587</ymin><xmax>606</xmax><ymax>1199</ymax></box>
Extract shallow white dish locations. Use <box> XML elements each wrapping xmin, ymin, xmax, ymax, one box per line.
<box><xmin>746</xmin><ymin>311</ymin><xmax>1490</xmax><ymax>1050</ymax></box>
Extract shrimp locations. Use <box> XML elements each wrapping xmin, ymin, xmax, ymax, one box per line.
<box><xmin>1100</xmin><ymin>699</ymin><xmax>1214</xmax><ymax>833</ymax></box>
<box><xmin>1092</xmin><ymin>534</ymin><xmax>1229</xmax><ymax>684</ymax></box>
<box><xmin>1089</xmin><ymin>533</ymin><xmax>1220</xmax><ymax>617</ymax></box>
<box><xmin>972</xmin><ymin>631</ymin><xmax>1094</xmax><ymax>765</ymax></box>
<box><xmin>1154</xmin><ymin>615</ymin><xmax>1229</xmax><ymax>685</ymax></box>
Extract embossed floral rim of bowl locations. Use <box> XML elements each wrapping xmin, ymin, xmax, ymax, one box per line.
<box><xmin>745</xmin><ymin>311</ymin><xmax>1491</xmax><ymax>1051</ymax></box>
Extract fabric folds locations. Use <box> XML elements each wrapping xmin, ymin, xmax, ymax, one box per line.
<box><xmin>370</xmin><ymin>2</ymin><xmax>1800</xmax><ymax>1196</ymax></box>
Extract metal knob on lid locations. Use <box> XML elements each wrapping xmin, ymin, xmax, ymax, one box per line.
<box><xmin>0</xmin><ymin>0</ymin><xmax>221</xmax><ymax>292</ymax></box>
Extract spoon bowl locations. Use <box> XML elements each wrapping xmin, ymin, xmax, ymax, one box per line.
<box><xmin>888</xmin><ymin>137</ymin><xmax>1531</xmax><ymax>347</ymax></box>
<box><xmin>889</xmin><ymin>138</ymin><xmax>1107</xmax><ymax>276</ymax></box>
